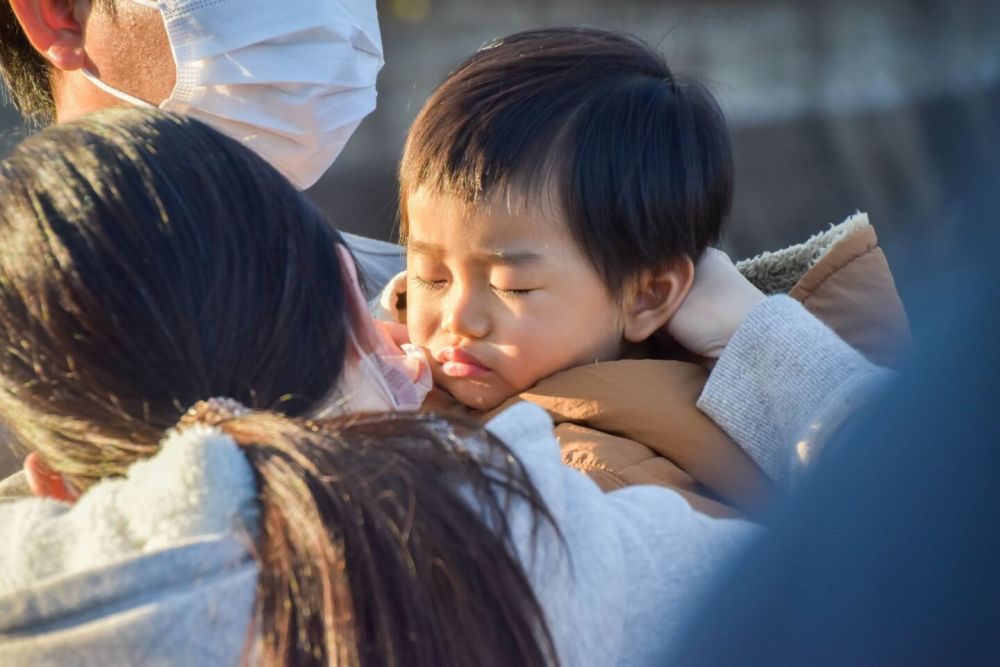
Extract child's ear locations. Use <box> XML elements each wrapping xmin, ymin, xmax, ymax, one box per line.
<box><xmin>622</xmin><ymin>257</ymin><xmax>695</xmax><ymax>343</ymax></box>
<box><xmin>24</xmin><ymin>452</ymin><xmax>78</xmax><ymax>503</ymax></box>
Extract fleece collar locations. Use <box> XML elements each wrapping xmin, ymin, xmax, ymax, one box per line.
<box><xmin>0</xmin><ymin>424</ymin><xmax>258</xmax><ymax>596</ymax></box>
<box><xmin>736</xmin><ymin>212</ymin><xmax>870</xmax><ymax>294</ymax></box>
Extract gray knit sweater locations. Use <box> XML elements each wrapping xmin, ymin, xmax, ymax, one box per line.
<box><xmin>0</xmin><ymin>296</ymin><xmax>888</xmax><ymax>665</ymax></box>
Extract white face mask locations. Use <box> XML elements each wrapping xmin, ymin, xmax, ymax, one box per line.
<box><xmin>82</xmin><ymin>0</ymin><xmax>383</xmax><ymax>189</ymax></box>
<box><xmin>314</xmin><ymin>325</ymin><xmax>431</xmax><ymax>416</ymax></box>
<box><xmin>310</xmin><ymin>244</ymin><xmax>431</xmax><ymax>417</ymax></box>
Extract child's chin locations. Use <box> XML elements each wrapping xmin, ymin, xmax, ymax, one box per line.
<box><xmin>450</xmin><ymin>382</ymin><xmax>512</xmax><ymax>413</ymax></box>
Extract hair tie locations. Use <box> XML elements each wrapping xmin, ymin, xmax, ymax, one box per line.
<box><xmin>178</xmin><ymin>397</ymin><xmax>251</xmax><ymax>430</ymax></box>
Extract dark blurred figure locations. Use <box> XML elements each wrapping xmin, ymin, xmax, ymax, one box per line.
<box><xmin>671</xmin><ymin>217</ymin><xmax>1000</xmax><ymax>665</ymax></box>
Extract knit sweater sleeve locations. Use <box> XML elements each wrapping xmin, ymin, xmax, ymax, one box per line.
<box><xmin>697</xmin><ymin>295</ymin><xmax>893</xmax><ymax>485</ymax></box>
<box><xmin>484</xmin><ymin>404</ymin><xmax>756</xmax><ymax>666</ymax></box>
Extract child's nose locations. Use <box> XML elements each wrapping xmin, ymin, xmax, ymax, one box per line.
<box><xmin>442</xmin><ymin>288</ymin><xmax>490</xmax><ymax>339</ymax></box>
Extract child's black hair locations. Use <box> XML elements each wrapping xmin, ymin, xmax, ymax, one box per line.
<box><xmin>400</xmin><ymin>27</ymin><xmax>733</xmax><ymax>298</ymax></box>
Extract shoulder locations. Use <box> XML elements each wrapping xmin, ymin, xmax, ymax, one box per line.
<box><xmin>484</xmin><ymin>401</ymin><xmax>555</xmax><ymax>444</ymax></box>
<box><xmin>483</xmin><ymin>403</ymin><xmax>566</xmax><ymax>489</ymax></box>
<box><xmin>482</xmin><ymin>404</ymin><xmax>754</xmax><ymax>665</ymax></box>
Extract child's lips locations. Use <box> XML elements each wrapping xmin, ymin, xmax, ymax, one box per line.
<box><xmin>437</xmin><ymin>346</ymin><xmax>491</xmax><ymax>379</ymax></box>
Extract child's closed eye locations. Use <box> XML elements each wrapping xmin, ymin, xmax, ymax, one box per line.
<box><xmin>412</xmin><ymin>276</ymin><xmax>447</xmax><ymax>291</ymax></box>
<box><xmin>490</xmin><ymin>285</ymin><xmax>535</xmax><ymax>297</ymax></box>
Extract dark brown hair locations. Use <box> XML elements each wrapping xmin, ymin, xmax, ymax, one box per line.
<box><xmin>0</xmin><ymin>108</ymin><xmax>557</xmax><ymax>666</ymax></box>
<box><xmin>198</xmin><ymin>407</ymin><xmax>557</xmax><ymax>667</ymax></box>
<box><xmin>400</xmin><ymin>27</ymin><xmax>733</xmax><ymax>298</ymax></box>
<box><xmin>0</xmin><ymin>107</ymin><xmax>351</xmax><ymax>480</ymax></box>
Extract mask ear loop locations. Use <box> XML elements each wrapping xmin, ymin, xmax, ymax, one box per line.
<box><xmin>80</xmin><ymin>69</ymin><xmax>158</xmax><ymax>108</ymax></box>
<box><xmin>79</xmin><ymin>0</ymin><xmax>165</xmax><ymax>108</ymax></box>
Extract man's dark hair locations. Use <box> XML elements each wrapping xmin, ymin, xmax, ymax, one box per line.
<box><xmin>0</xmin><ymin>1</ymin><xmax>56</xmax><ymax>123</ymax></box>
<box><xmin>400</xmin><ymin>27</ymin><xmax>733</xmax><ymax>298</ymax></box>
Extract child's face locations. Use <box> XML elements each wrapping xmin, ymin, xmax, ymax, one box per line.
<box><xmin>405</xmin><ymin>190</ymin><xmax>626</xmax><ymax>411</ymax></box>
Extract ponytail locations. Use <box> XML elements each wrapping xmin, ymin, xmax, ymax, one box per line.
<box><xmin>187</xmin><ymin>403</ymin><xmax>558</xmax><ymax>666</ymax></box>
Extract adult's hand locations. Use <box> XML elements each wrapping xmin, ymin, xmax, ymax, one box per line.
<box><xmin>665</xmin><ymin>249</ymin><xmax>765</xmax><ymax>359</ymax></box>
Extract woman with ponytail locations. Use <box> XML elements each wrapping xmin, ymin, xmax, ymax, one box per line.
<box><xmin>0</xmin><ymin>109</ymin><xmax>887</xmax><ymax>665</ymax></box>
<box><xmin>0</xmin><ymin>108</ymin><xmax>556</xmax><ymax>666</ymax></box>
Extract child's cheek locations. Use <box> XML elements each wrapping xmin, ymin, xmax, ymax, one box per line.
<box><xmin>403</xmin><ymin>296</ymin><xmax>435</xmax><ymax>348</ymax></box>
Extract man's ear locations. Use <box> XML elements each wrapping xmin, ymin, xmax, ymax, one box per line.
<box><xmin>622</xmin><ymin>256</ymin><xmax>695</xmax><ymax>343</ymax></box>
<box><xmin>24</xmin><ymin>452</ymin><xmax>78</xmax><ymax>503</ymax></box>
<box><xmin>9</xmin><ymin>0</ymin><xmax>92</xmax><ymax>71</ymax></box>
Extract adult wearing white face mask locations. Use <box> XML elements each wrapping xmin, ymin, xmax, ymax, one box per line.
<box><xmin>0</xmin><ymin>0</ymin><xmax>403</xmax><ymax>290</ymax></box>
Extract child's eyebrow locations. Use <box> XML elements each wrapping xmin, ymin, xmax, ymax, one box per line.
<box><xmin>408</xmin><ymin>241</ymin><xmax>541</xmax><ymax>266</ymax></box>
<box><xmin>478</xmin><ymin>250</ymin><xmax>541</xmax><ymax>267</ymax></box>
<box><xmin>407</xmin><ymin>240</ymin><xmax>444</xmax><ymax>258</ymax></box>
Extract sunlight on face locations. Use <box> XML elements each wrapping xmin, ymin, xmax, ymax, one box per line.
<box><xmin>405</xmin><ymin>190</ymin><xmax>626</xmax><ymax>411</ymax></box>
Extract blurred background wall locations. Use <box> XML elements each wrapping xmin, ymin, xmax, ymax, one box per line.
<box><xmin>2</xmin><ymin>0</ymin><xmax>998</xmax><ymax>289</ymax></box>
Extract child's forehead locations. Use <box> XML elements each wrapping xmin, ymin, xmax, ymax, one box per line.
<box><xmin>406</xmin><ymin>191</ymin><xmax>574</xmax><ymax>256</ymax></box>
<box><xmin>406</xmin><ymin>187</ymin><xmax>567</xmax><ymax>235</ymax></box>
